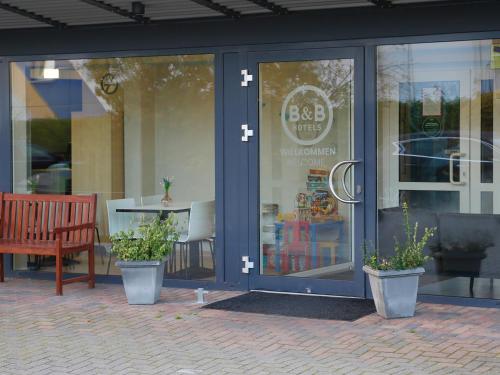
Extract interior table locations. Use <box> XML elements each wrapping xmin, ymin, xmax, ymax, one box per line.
<box><xmin>115</xmin><ymin>202</ymin><xmax>191</xmax><ymax>217</ymax></box>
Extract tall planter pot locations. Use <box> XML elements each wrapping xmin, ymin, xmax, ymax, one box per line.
<box><xmin>363</xmin><ymin>265</ymin><xmax>424</xmax><ymax>319</ymax></box>
<box><xmin>116</xmin><ymin>258</ymin><xmax>166</xmax><ymax>305</ymax></box>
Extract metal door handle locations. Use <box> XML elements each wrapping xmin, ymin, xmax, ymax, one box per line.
<box><xmin>329</xmin><ymin>160</ymin><xmax>361</xmax><ymax>204</ymax></box>
<box><xmin>449</xmin><ymin>152</ymin><xmax>465</xmax><ymax>185</ymax></box>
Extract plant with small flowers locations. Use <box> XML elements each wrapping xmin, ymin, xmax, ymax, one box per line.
<box><xmin>364</xmin><ymin>202</ymin><xmax>435</xmax><ymax>270</ymax></box>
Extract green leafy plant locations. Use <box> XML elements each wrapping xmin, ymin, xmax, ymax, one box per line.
<box><xmin>364</xmin><ymin>202</ymin><xmax>436</xmax><ymax>270</ymax></box>
<box><xmin>161</xmin><ymin>177</ymin><xmax>174</xmax><ymax>193</ymax></box>
<box><xmin>110</xmin><ymin>215</ymin><xmax>179</xmax><ymax>261</ymax></box>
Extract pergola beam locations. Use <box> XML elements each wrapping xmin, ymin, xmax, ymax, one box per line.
<box><xmin>79</xmin><ymin>0</ymin><xmax>150</xmax><ymax>24</ymax></box>
<box><xmin>0</xmin><ymin>1</ymin><xmax>67</xmax><ymax>28</ymax></box>
<box><xmin>190</xmin><ymin>0</ymin><xmax>241</xmax><ymax>18</ymax></box>
<box><xmin>369</xmin><ymin>0</ymin><xmax>393</xmax><ymax>8</ymax></box>
<box><xmin>247</xmin><ymin>0</ymin><xmax>289</xmax><ymax>15</ymax></box>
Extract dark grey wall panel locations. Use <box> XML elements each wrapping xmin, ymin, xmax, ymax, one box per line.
<box><xmin>0</xmin><ymin>2</ymin><xmax>498</xmax><ymax>56</ymax></box>
<box><xmin>0</xmin><ymin>61</ymin><xmax>10</xmax><ymax>193</ymax></box>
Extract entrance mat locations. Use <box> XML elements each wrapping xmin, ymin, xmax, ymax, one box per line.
<box><xmin>204</xmin><ymin>292</ymin><xmax>376</xmax><ymax>321</ymax></box>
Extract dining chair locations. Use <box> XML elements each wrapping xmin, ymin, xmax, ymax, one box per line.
<box><xmin>174</xmin><ymin>200</ymin><xmax>215</xmax><ymax>278</ymax></box>
<box><xmin>106</xmin><ymin>198</ymin><xmax>141</xmax><ymax>275</ymax></box>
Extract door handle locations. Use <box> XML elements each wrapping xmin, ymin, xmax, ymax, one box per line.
<box><xmin>328</xmin><ymin>160</ymin><xmax>361</xmax><ymax>204</ymax></box>
<box><xmin>449</xmin><ymin>152</ymin><xmax>466</xmax><ymax>185</ymax></box>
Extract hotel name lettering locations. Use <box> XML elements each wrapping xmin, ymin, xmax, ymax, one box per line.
<box><xmin>280</xmin><ymin>85</ymin><xmax>336</xmax><ymax>167</ymax></box>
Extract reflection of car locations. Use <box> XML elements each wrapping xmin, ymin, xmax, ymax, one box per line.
<box><xmin>393</xmin><ymin>136</ymin><xmax>500</xmax><ymax>182</ymax></box>
<box><xmin>393</xmin><ymin>136</ymin><xmax>500</xmax><ymax>163</ymax></box>
<box><xmin>30</xmin><ymin>144</ymin><xmax>63</xmax><ymax>171</ymax></box>
<box><xmin>27</xmin><ymin>144</ymin><xmax>71</xmax><ymax>194</ymax></box>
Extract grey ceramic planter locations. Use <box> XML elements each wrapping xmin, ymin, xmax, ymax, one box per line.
<box><xmin>363</xmin><ymin>265</ymin><xmax>424</xmax><ymax>319</ymax></box>
<box><xmin>116</xmin><ymin>259</ymin><xmax>166</xmax><ymax>305</ymax></box>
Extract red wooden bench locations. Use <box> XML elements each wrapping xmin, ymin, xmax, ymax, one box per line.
<box><xmin>0</xmin><ymin>193</ymin><xmax>97</xmax><ymax>295</ymax></box>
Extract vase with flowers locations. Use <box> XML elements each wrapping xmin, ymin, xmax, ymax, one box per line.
<box><xmin>161</xmin><ymin>177</ymin><xmax>173</xmax><ymax>206</ymax></box>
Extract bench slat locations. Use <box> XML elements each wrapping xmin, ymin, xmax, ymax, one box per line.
<box><xmin>21</xmin><ymin>201</ymin><xmax>29</xmax><ymax>240</ymax></box>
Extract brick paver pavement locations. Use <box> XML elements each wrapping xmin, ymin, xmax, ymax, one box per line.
<box><xmin>1</xmin><ymin>278</ymin><xmax>500</xmax><ymax>375</ymax></box>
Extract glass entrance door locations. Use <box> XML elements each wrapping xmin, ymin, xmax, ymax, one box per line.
<box><xmin>247</xmin><ymin>48</ymin><xmax>365</xmax><ymax>296</ymax></box>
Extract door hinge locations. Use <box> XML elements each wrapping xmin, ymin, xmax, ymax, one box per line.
<box><xmin>242</xmin><ymin>256</ymin><xmax>254</xmax><ymax>274</ymax></box>
<box><xmin>241</xmin><ymin>69</ymin><xmax>253</xmax><ymax>87</ymax></box>
<box><xmin>241</xmin><ymin>124</ymin><xmax>254</xmax><ymax>142</ymax></box>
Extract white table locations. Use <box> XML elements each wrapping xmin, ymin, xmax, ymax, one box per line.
<box><xmin>115</xmin><ymin>202</ymin><xmax>191</xmax><ymax>215</ymax></box>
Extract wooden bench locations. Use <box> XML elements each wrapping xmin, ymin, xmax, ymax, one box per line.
<box><xmin>0</xmin><ymin>193</ymin><xmax>97</xmax><ymax>295</ymax></box>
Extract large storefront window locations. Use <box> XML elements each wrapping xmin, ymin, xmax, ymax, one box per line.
<box><xmin>11</xmin><ymin>54</ymin><xmax>216</xmax><ymax>281</ymax></box>
<box><xmin>378</xmin><ymin>40</ymin><xmax>500</xmax><ymax>299</ymax></box>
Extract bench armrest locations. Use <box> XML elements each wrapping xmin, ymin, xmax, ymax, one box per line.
<box><xmin>54</xmin><ymin>222</ymin><xmax>95</xmax><ymax>234</ymax></box>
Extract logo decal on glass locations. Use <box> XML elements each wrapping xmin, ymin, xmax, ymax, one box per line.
<box><xmin>100</xmin><ymin>73</ymin><xmax>119</xmax><ymax>95</ymax></box>
<box><xmin>281</xmin><ymin>85</ymin><xmax>333</xmax><ymax>146</ymax></box>
<box><xmin>421</xmin><ymin>117</ymin><xmax>442</xmax><ymax>137</ymax></box>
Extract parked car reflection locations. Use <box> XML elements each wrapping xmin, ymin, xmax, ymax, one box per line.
<box><xmin>25</xmin><ymin>144</ymin><xmax>71</xmax><ymax>195</ymax></box>
<box><xmin>393</xmin><ymin>136</ymin><xmax>500</xmax><ymax>182</ymax></box>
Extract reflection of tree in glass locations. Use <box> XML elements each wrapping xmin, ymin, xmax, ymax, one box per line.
<box><xmin>70</xmin><ymin>55</ymin><xmax>214</xmax><ymax>114</ymax></box>
<box><xmin>261</xmin><ymin>59</ymin><xmax>353</xmax><ymax>108</ymax></box>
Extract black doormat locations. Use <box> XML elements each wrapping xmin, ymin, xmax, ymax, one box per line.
<box><xmin>204</xmin><ymin>292</ymin><xmax>376</xmax><ymax>321</ymax></box>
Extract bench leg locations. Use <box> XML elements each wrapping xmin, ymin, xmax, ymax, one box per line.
<box><xmin>56</xmin><ymin>247</ymin><xmax>63</xmax><ymax>296</ymax></box>
<box><xmin>88</xmin><ymin>244</ymin><xmax>95</xmax><ymax>289</ymax></box>
<box><xmin>0</xmin><ymin>254</ymin><xmax>4</xmax><ymax>282</ymax></box>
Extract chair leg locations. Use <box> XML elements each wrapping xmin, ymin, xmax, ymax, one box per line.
<box><xmin>0</xmin><ymin>253</ymin><xmax>4</xmax><ymax>282</ymax></box>
<box><xmin>95</xmin><ymin>227</ymin><xmax>104</xmax><ymax>265</ymax></box>
<box><xmin>179</xmin><ymin>243</ymin><xmax>183</xmax><ymax>271</ymax></box>
<box><xmin>200</xmin><ymin>241</ymin><xmax>204</xmax><ymax>268</ymax></box>
<box><xmin>208</xmin><ymin>239</ymin><xmax>215</xmax><ymax>270</ymax></box>
<box><xmin>184</xmin><ymin>243</ymin><xmax>189</xmax><ymax>279</ymax></box>
<box><xmin>106</xmin><ymin>245</ymin><xmax>113</xmax><ymax>276</ymax></box>
<box><xmin>88</xmin><ymin>245</ymin><xmax>95</xmax><ymax>289</ymax></box>
<box><xmin>175</xmin><ymin>245</ymin><xmax>178</xmax><ymax>273</ymax></box>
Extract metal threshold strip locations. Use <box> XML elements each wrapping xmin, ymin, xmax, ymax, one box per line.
<box><xmin>250</xmin><ymin>289</ymin><xmax>364</xmax><ymax>299</ymax></box>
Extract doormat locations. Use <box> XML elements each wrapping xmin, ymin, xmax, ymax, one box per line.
<box><xmin>203</xmin><ymin>292</ymin><xmax>375</xmax><ymax>321</ymax></box>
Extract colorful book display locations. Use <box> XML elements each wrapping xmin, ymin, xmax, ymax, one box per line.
<box><xmin>295</xmin><ymin>169</ymin><xmax>339</xmax><ymax>222</ymax></box>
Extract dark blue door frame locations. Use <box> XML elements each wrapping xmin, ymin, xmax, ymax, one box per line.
<box><xmin>244</xmin><ymin>47</ymin><xmax>366</xmax><ymax>297</ymax></box>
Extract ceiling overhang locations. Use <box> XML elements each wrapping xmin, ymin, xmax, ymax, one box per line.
<box><xmin>0</xmin><ymin>0</ymin><xmax>491</xmax><ymax>30</ymax></box>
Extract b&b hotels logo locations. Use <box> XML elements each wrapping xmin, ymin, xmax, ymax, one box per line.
<box><xmin>281</xmin><ymin>85</ymin><xmax>334</xmax><ymax>146</ymax></box>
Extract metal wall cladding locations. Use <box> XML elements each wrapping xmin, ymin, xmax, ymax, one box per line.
<box><xmin>0</xmin><ymin>0</ymin><xmax>452</xmax><ymax>29</ymax></box>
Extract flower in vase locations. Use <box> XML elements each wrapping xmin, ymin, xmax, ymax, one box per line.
<box><xmin>161</xmin><ymin>177</ymin><xmax>174</xmax><ymax>193</ymax></box>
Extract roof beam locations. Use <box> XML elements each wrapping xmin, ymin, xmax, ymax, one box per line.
<box><xmin>0</xmin><ymin>1</ymin><xmax>67</xmax><ymax>28</ymax></box>
<box><xmin>79</xmin><ymin>0</ymin><xmax>150</xmax><ymax>24</ymax></box>
<box><xmin>189</xmin><ymin>0</ymin><xmax>241</xmax><ymax>18</ymax></box>
<box><xmin>369</xmin><ymin>0</ymin><xmax>393</xmax><ymax>8</ymax></box>
<box><xmin>246</xmin><ymin>0</ymin><xmax>289</xmax><ymax>15</ymax></box>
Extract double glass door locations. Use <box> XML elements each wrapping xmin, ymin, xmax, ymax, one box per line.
<box><xmin>246</xmin><ymin>48</ymin><xmax>365</xmax><ymax>296</ymax></box>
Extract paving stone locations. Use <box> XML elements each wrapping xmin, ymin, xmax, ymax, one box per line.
<box><xmin>1</xmin><ymin>277</ymin><xmax>500</xmax><ymax>374</ymax></box>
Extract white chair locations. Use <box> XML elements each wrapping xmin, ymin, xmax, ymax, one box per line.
<box><xmin>174</xmin><ymin>200</ymin><xmax>215</xmax><ymax>278</ymax></box>
<box><xmin>106</xmin><ymin>198</ymin><xmax>141</xmax><ymax>275</ymax></box>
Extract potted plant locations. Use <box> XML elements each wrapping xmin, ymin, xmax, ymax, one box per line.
<box><xmin>363</xmin><ymin>202</ymin><xmax>435</xmax><ymax>318</ymax></box>
<box><xmin>111</xmin><ymin>215</ymin><xmax>179</xmax><ymax>305</ymax></box>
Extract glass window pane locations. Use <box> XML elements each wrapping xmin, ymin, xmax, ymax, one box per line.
<box><xmin>11</xmin><ymin>55</ymin><xmax>216</xmax><ymax>281</ymax></box>
<box><xmin>378</xmin><ymin>40</ymin><xmax>500</xmax><ymax>299</ymax></box>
